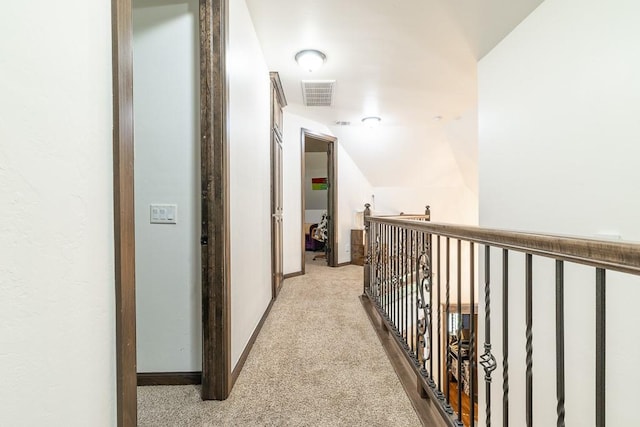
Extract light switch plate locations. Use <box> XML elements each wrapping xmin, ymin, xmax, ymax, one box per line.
<box><xmin>150</xmin><ymin>204</ymin><xmax>177</xmax><ymax>224</ymax></box>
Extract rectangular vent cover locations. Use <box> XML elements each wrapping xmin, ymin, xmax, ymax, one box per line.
<box><xmin>301</xmin><ymin>80</ymin><xmax>335</xmax><ymax>107</ymax></box>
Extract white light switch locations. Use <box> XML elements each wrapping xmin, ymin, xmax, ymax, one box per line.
<box><xmin>150</xmin><ymin>204</ymin><xmax>177</xmax><ymax>224</ymax></box>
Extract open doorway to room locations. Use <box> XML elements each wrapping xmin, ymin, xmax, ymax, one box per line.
<box><xmin>301</xmin><ymin>130</ymin><xmax>338</xmax><ymax>270</ymax></box>
<box><xmin>132</xmin><ymin>0</ymin><xmax>202</xmax><ymax>388</ymax></box>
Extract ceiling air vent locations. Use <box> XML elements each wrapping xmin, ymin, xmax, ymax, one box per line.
<box><xmin>301</xmin><ymin>80</ymin><xmax>335</xmax><ymax>107</ymax></box>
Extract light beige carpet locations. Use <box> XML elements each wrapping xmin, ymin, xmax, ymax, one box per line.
<box><xmin>138</xmin><ymin>258</ymin><xmax>421</xmax><ymax>426</ymax></box>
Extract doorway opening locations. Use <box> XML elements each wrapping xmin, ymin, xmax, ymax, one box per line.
<box><xmin>132</xmin><ymin>0</ymin><xmax>202</xmax><ymax>388</ymax></box>
<box><xmin>300</xmin><ymin>129</ymin><xmax>338</xmax><ymax>271</ymax></box>
<box><xmin>112</xmin><ymin>0</ymin><xmax>230</xmax><ymax>424</ymax></box>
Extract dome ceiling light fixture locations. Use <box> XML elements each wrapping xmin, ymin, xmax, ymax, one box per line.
<box><xmin>295</xmin><ymin>49</ymin><xmax>326</xmax><ymax>72</ymax></box>
<box><xmin>361</xmin><ymin>116</ymin><xmax>382</xmax><ymax>127</ymax></box>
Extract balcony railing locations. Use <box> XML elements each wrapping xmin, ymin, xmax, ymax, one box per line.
<box><xmin>362</xmin><ymin>203</ymin><xmax>640</xmax><ymax>427</ymax></box>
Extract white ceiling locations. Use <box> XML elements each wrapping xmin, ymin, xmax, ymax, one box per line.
<box><xmin>245</xmin><ymin>0</ymin><xmax>544</xmax><ymax>189</ymax></box>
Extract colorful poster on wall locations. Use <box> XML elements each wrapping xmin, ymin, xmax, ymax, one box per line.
<box><xmin>312</xmin><ymin>177</ymin><xmax>328</xmax><ymax>190</ymax></box>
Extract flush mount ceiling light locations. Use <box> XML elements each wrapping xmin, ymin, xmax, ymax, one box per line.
<box><xmin>295</xmin><ymin>49</ymin><xmax>326</xmax><ymax>72</ymax></box>
<box><xmin>361</xmin><ymin>116</ymin><xmax>382</xmax><ymax>127</ymax></box>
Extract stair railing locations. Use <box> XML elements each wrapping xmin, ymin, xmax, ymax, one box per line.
<box><xmin>363</xmin><ymin>203</ymin><xmax>640</xmax><ymax>427</ymax></box>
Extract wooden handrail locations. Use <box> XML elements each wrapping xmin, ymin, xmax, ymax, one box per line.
<box><xmin>366</xmin><ymin>215</ymin><xmax>640</xmax><ymax>275</ymax></box>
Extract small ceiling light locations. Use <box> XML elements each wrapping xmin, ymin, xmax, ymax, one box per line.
<box><xmin>361</xmin><ymin>116</ymin><xmax>381</xmax><ymax>127</ymax></box>
<box><xmin>295</xmin><ymin>49</ymin><xmax>326</xmax><ymax>72</ymax></box>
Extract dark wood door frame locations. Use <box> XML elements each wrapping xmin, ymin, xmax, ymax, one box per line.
<box><xmin>270</xmin><ymin>72</ymin><xmax>287</xmax><ymax>298</ymax></box>
<box><xmin>199</xmin><ymin>0</ymin><xmax>231</xmax><ymax>401</ymax></box>
<box><xmin>300</xmin><ymin>129</ymin><xmax>338</xmax><ymax>271</ymax></box>
<box><xmin>111</xmin><ymin>0</ymin><xmax>230</xmax><ymax>424</ymax></box>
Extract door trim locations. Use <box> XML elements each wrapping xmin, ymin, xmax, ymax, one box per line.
<box><xmin>199</xmin><ymin>0</ymin><xmax>231</xmax><ymax>400</ymax></box>
<box><xmin>300</xmin><ymin>129</ymin><xmax>339</xmax><ymax>270</ymax></box>
<box><xmin>269</xmin><ymin>72</ymin><xmax>287</xmax><ymax>298</ymax></box>
<box><xmin>111</xmin><ymin>0</ymin><xmax>230</xmax><ymax>423</ymax></box>
<box><xmin>111</xmin><ymin>0</ymin><xmax>136</xmax><ymax>424</ymax></box>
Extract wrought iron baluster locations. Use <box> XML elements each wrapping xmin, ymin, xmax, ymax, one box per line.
<box><xmin>470</xmin><ymin>242</ymin><xmax>476</xmax><ymax>427</ymax></box>
<box><xmin>416</xmin><ymin>233</ymin><xmax>432</xmax><ymax>378</ymax></box>
<box><xmin>480</xmin><ymin>246</ymin><xmax>497</xmax><ymax>427</ymax></box>
<box><xmin>395</xmin><ymin>226</ymin><xmax>400</xmax><ymax>333</ymax></box>
<box><xmin>382</xmin><ymin>224</ymin><xmax>387</xmax><ymax>316</ymax></box>
<box><xmin>429</xmin><ymin>232</ymin><xmax>434</xmax><ymax>380</ymax></box>
<box><xmin>556</xmin><ymin>260</ymin><xmax>565</xmax><ymax>427</ymax></box>
<box><xmin>437</xmin><ymin>235</ymin><xmax>442</xmax><ymax>394</ymax></box>
<box><xmin>445</xmin><ymin>237</ymin><xmax>451</xmax><ymax>405</ymax></box>
<box><xmin>415</xmin><ymin>232</ymin><xmax>419</xmax><ymax>366</ymax></box>
<box><xmin>405</xmin><ymin>228</ymin><xmax>409</xmax><ymax>351</ymax></box>
<box><xmin>391</xmin><ymin>225</ymin><xmax>395</xmax><ymax>327</ymax></box>
<box><xmin>385</xmin><ymin>224</ymin><xmax>390</xmax><ymax>319</ymax></box>
<box><xmin>457</xmin><ymin>240</ymin><xmax>463</xmax><ymax>422</ymax></box>
<box><xmin>503</xmin><ymin>249</ymin><xmax>509</xmax><ymax>427</ymax></box>
<box><xmin>411</xmin><ymin>230</ymin><xmax>415</xmax><ymax>356</ymax></box>
<box><xmin>525</xmin><ymin>253</ymin><xmax>533</xmax><ymax>427</ymax></box>
<box><xmin>596</xmin><ymin>268</ymin><xmax>606</xmax><ymax>427</ymax></box>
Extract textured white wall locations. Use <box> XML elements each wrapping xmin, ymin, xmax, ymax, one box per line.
<box><xmin>304</xmin><ymin>152</ymin><xmax>328</xmax><ymax>210</ymax></box>
<box><xmin>331</xmin><ymin>113</ymin><xmax>479</xmax><ymax>227</ymax></box>
<box><xmin>228</xmin><ymin>0</ymin><xmax>273</xmax><ymax>369</ymax></box>
<box><xmin>0</xmin><ymin>1</ymin><xmax>115</xmax><ymax>425</ymax></box>
<box><xmin>133</xmin><ymin>0</ymin><xmax>202</xmax><ymax>373</ymax></box>
<box><xmin>479</xmin><ymin>0</ymin><xmax>640</xmax><ymax>425</ymax></box>
<box><xmin>335</xmin><ymin>143</ymin><xmax>374</xmax><ymax>264</ymax></box>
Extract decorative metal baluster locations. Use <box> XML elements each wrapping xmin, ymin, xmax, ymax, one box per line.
<box><xmin>445</xmin><ymin>237</ymin><xmax>451</xmax><ymax>406</ymax></box>
<box><xmin>457</xmin><ymin>240</ymin><xmax>463</xmax><ymax>422</ymax></box>
<box><xmin>397</xmin><ymin>227</ymin><xmax>400</xmax><ymax>334</ymax></box>
<box><xmin>480</xmin><ymin>246</ymin><xmax>497</xmax><ymax>427</ymax></box>
<box><xmin>385</xmin><ymin>224</ymin><xmax>390</xmax><ymax>319</ymax></box>
<box><xmin>374</xmin><ymin>227</ymin><xmax>381</xmax><ymax>303</ymax></box>
<box><xmin>429</xmin><ymin>232</ymin><xmax>434</xmax><ymax>380</ymax></box>
<box><xmin>409</xmin><ymin>230</ymin><xmax>418</xmax><ymax>356</ymax></box>
<box><xmin>525</xmin><ymin>254</ymin><xmax>533</xmax><ymax>427</ymax></box>
<box><xmin>416</xmin><ymin>238</ymin><xmax>432</xmax><ymax>378</ymax></box>
<box><xmin>437</xmin><ymin>235</ymin><xmax>443</xmax><ymax>397</ymax></box>
<box><xmin>405</xmin><ymin>228</ymin><xmax>409</xmax><ymax>351</ymax></box>
<box><xmin>390</xmin><ymin>225</ymin><xmax>395</xmax><ymax>327</ymax></box>
<box><xmin>556</xmin><ymin>260</ymin><xmax>565</xmax><ymax>427</ymax></box>
<box><xmin>470</xmin><ymin>242</ymin><xmax>476</xmax><ymax>427</ymax></box>
<box><xmin>503</xmin><ymin>249</ymin><xmax>509</xmax><ymax>427</ymax></box>
<box><xmin>393</xmin><ymin>226</ymin><xmax>401</xmax><ymax>335</ymax></box>
<box><xmin>413</xmin><ymin>231</ymin><xmax>422</xmax><ymax>368</ymax></box>
<box><xmin>396</xmin><ymin>226</ymin><xmax>400</xmax><ymax>331</ymax></box>
<box><xmin>382</xmin><ymin>224</ymin><xmax>387</xmax><ymax>316</ymax></box>
<box><xmin>596</xmin><ymin>268</ymin><xmax>606</xmax><ymax>427</ymax></box>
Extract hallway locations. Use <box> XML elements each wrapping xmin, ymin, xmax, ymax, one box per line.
<box><xmin>138</xmin><ymin>261</ymin><xmax>420</xmax><ymax>426</ymax></box>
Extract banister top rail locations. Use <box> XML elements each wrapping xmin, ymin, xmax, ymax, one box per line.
<box><xmin>366</xmin><ymin>215</ymin><xmax>640</xmax><ymax>275</ymax></box>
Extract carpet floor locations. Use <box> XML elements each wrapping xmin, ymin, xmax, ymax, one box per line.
<box><xmin>138</xmin><ymin>257</ymin><xmax>421</xmax><ymax>426</ymax></box>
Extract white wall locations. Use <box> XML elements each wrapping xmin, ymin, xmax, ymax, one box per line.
<box><xmin>371</xmin><ymin>186</ymin><xmax>477</xmax><ymax>224</ymax></box>
<box><xmin>228</xmin><ymin>0</ymin><xmax>273</xmax><ymax>369</ymax></box>
<box><xmin>331</xmin><ymin>112</ymin><xmax>479</xmax><ymax>226</ymax></box>
<box><xmin>336</xmin><ymin>143</ymin><xmax>375</xmax><ymax>264</ymax></box>
<box><xmin>133</xmin><ymin>0</ymin><xmax>201</xmax><ymax>373</ymax></box>
<box><xmin>304</xmin><ymin>152</ymin><xmax>328</xmax><ymax>210</ymax></box>
<box><xmin>479</xmin><ymin>0</ymin><xmax>640</xmax><ymax>425</ymax></box>
<box><xmin>282</xmin><ymin>112</ymin><xmax>374</xmax><ymax>273</ymax></box>
<box><xmin>304</xmin><ymin>210</ymin><xmax>325</xmax><ymax>224</ymax></box>
<box><xmin>0</xmin><ymin>1</ymin><xmax>115</xmax><ymax>425</ymax></box>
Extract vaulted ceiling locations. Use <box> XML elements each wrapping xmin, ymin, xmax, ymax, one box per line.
<box><xmin>246</xmin><ymin>0</ymin><xmax>544</xmax><ymax>190</ymax></box>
